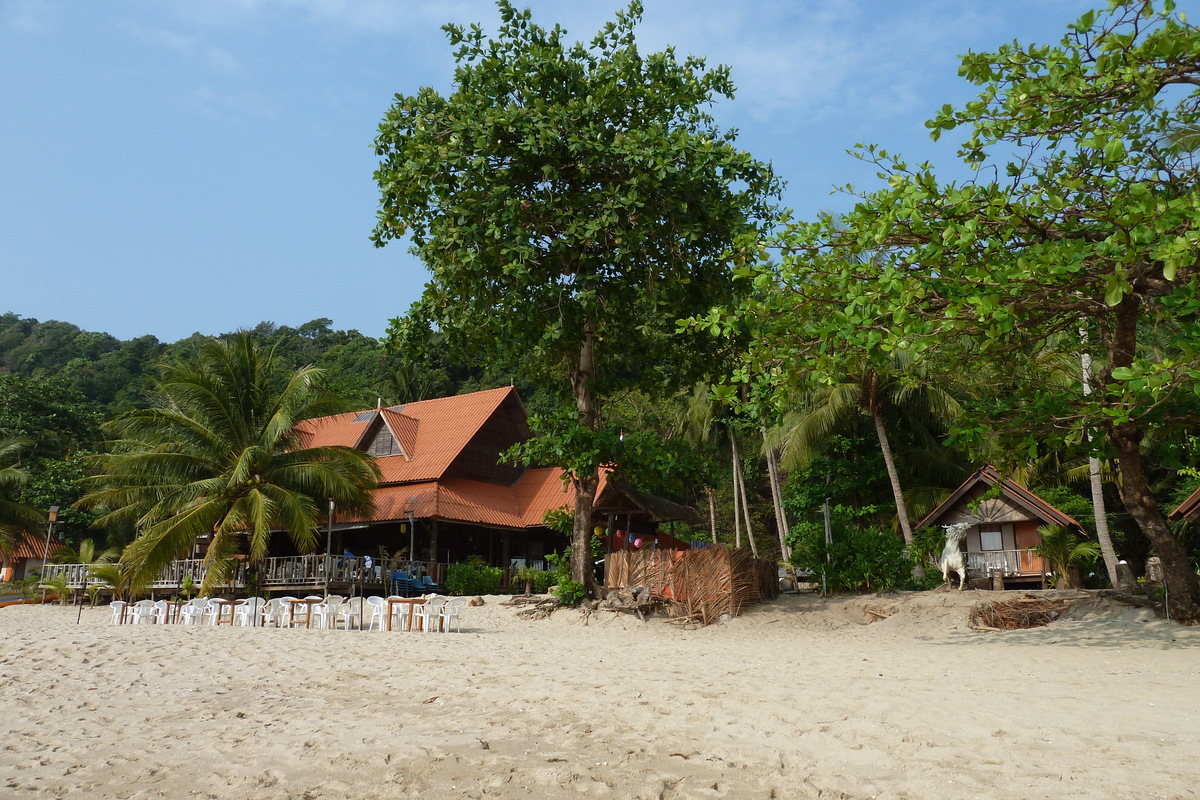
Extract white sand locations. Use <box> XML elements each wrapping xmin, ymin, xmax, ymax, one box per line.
<box><xmin>1</xmin><ymin>591</ymin><xmax>1197</xmax><ymax>800</ymax></box>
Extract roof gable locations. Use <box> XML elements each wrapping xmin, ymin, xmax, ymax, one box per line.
<box><xmin>1170</xmin><ymin>485</ymin><xmax>1200</xmax><ymax>524</ymax></box>
<box><xmin>916</xmin><ymin>465</ymin><xmax>1082</xmax><ymax>531</ymax></box>
<box><xmin>293</xmin><ymin>386</ymin><xmax>523</xmax><ymax>485</ymax></box>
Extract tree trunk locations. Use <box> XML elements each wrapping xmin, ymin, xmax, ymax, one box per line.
<box><xmin>569</xmin><ymin>327</ymin><xmax>598</xmax><ymax>597</ymax></box>
<box><xmin>1106</xmin><ymin>296</ymin><xmax>1200</xmax><ymax>621</ymax></box>
<box><xmin>1080</xmin><ymin>350</ymin><xmax>1120</xmax><ymax>587</ymax></box>
<box><xmin>730</xmin><ymin>426</ymin><xmax>742</xmax><ymax>549</ymax></box>
<box><xmin>706</xmin><ymin>486</ymin><xmax>717</xmax><ymax>544</ymax></box>
<box><xmin>730</xmin><ymin>430</ymin><xmax>758</xmax><ymax>557</ymax></box>
<box><xmin>762</xmin><ymin>427</ymin><xmax>791</xmax><ymax>561</ymax></box>
<box><xmin>871</xmin><ymin>409</ymin><xmax>914</xmax><ymax>546</ymax></box>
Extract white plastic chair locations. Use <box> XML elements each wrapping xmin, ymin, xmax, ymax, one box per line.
<box><xmin>261</xmin><ymin>598</ymin><xmax>283</xmax><ymax>627</ymax></box>
<box><xmin>235</xmin><ymin>597</ymin><xmax>267</xmax><ymax>627</ymax></box>
<box><xmin>180</xmin><ymin>598</ymin><xmax>209</xmax><ymax>626</ymax></box>
<box><xmin>415</xmin><ymin>595</ymin><xmax>445</xmax><ymax>633</ymax></box>
<box><xmin>151</xmin><ymin>599</ymin><xmax>170</xmax><ymax>624</ymax></box>
<box><xmin>337</xmin><ymin>598</ymin><xmax>362</xmax><ymax>630</ymax></box>
<box><xmin>365</xmin><ymin>596</ymin><xmax>387</xmax><ymax>631</ymax></box>
<box><xmin>312</xmin><ymin>595</ymin><xmax>343</xmax><ymax>629</ymax></box>
<box><xmin>273</xmin><ymin>596</ymin><xmax>298</xmax><ymax>628</ymax></box>
<box><xmin>109</xmin><ymin>600</ymin><xmax>128</xmax><ymax>625</ymax></box>
<box><xmin>439</xmin><ymin>599</ymin><xmax>462</xmax><ymax>633</ymax></box>
<box><xmin>129</xmin><ymin>599</ymin><xmax>158</xmax><ymax>624</ymax></box>
<box><xmin>206</xmin><ymin>598</ymin><xmax>231</xmax><ymax>626</ymax></box>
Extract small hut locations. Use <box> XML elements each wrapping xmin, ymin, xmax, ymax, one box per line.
<box><xmin>917</xmin><ymin>465</ymin><xmax>1085</xmax><ymax>588</ymax></box>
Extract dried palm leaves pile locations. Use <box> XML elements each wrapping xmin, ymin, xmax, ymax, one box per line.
<box><xmin>969</xmin><ymin>595</ymin><xmax>1072</xmax><ymax>631</ymax></box>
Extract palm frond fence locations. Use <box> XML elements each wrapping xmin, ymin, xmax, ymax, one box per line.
<box><xmin>605</xmin><ymin>545</ymin><xmax>778</xmax><ymax>625</ymax></box>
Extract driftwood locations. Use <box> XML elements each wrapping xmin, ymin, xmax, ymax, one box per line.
<box><xmin>969</xmin><ymin>595</ymin><xmax>1072</xmax><ymax>631</ymax></box>
<box><xmin>596</xmin><ymin>588</ymin><xmax>662</xmax><ymax>620</ymax></box>
<box><xmin>509</xmin><ymin>597</ymin><xmax>565</xmax><ymax>620</ymax></box>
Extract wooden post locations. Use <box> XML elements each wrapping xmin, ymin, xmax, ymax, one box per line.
<box><xmin>990</xmin><ymin>569</ymin><xmax>1004</xmax><ymax>591</ymax></box>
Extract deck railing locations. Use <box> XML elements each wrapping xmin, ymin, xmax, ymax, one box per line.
<box><xmin>39</xmin><ymin>556</ymin><xmax>453</xmax><ymax>594</ymax></box>
<box><xmin>965</xmin><ymin>549</ymin><xmax>1048</xmax><ymax>577</ymax></box>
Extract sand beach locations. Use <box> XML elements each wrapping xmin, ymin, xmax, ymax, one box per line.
<box><xmin>1</xmin><ymin>591</ymin><xmax>1197</xmax><ymax>800</ymax></box>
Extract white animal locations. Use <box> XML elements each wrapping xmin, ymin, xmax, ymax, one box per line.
<box><xmin>939</xmin><ymin>522</ymin><xmax>971</xmax><ymax>591</ymax></box>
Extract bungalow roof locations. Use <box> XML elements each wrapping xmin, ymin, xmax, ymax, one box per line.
<box><xmin>915</xmin><ymin>464</ymin><xmax>1082</xmax><ymax>531</ymax></box>
<box><xmin>1169</xmin><ymin>485</ymin><xmax>1200</xmax><ymax>524</ymax></box>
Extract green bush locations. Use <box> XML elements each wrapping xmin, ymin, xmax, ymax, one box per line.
<box><xmin>533</xmin><ymin>569</ymin><xmax>555</xmax><ymax>594</ymax></box>
<box><xmin>445</xmin><ymin>563</ymin><xmax>505</xmax><ymax>596</ymax></box>
<box><xmin>554</xmin><ymin>579</ymin><xmax>586</xmax><ymax>606</ymax></box>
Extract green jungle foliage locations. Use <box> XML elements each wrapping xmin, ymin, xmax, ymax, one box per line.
<box><xmin>445</xmin><ymin>563</ymin><xmax>505</xmax><ymax>596</ymax></box>
<box><xmin>789</xmin><ymin>519</ymin><xmax>913</xmax><ymax>593</ymax></box>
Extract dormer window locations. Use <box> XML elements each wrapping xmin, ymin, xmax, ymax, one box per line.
<box><xmin>369</xmin><ymin>427</ymin><xmax>400</xmax><ymax>457</ymax></box>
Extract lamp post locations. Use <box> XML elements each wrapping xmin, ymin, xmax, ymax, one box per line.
<box><xmin>324</xmin><ymin>499</ymin><xmax>335</xmax><ymax>599</ymax></box>
<box><xmin>40</xmin><ymin>505</ymin><xmax>60</xmax><ymax>602</ymax></box>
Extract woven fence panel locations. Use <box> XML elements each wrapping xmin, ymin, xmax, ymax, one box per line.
<box><xmin>606</xmin><ymin>546</ymin><xmax>774</xmax><ymax>625</ymax></box>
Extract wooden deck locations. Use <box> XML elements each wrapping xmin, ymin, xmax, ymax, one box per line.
<box><xmin>965</xmin><ymin>549</ymin><xmax>1049</xmax><ymax>585</ymax></box>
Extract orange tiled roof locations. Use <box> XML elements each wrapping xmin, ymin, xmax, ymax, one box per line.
<box><xmin>351</xmin><ymin>470</ymin><xmax>573</xmax><ymax>529</ymax></box>
<box><xmin>2</xmin><ymin>538</ymin><xmax>60</xmax><ymax>561</ymax></box>
<box><xmin>294</xmin><ymin>386</ymin><xmax>518</xmax><ymax>485</ymax></box>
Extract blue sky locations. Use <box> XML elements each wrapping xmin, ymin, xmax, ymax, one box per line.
<box><xmin>1</xmin><ymin>0</ymin><xmax>1101</xmax><ymax>343</ymax></box>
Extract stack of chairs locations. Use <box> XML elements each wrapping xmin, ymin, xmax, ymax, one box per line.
<box><xmin>389</xmin><ymin>571</ymin><xmax>418</xmax><ymax>597</ymax></box>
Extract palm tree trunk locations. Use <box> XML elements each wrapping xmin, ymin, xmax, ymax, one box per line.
<box><xmin>1080</xmin><ymin>350</ymin><xmax>1120</xmax><ymax>587</ymax></box>
<box><xmin>762</xmin><ymin>427</ymin><xmax>790</xmax><ymax>561</ymax></box>
<box><xmin>871</xmin><ymin>410</ymin><xmax>914</xmax><ymax>546</ymax></box>
<box><xmin>730</xmin><ymin>431</ymin><xmax>758</xmax><ymax>557</ymax></box>
<box><xmin>730</xmin><ymin>426</ymin><xmax>742</xmax><ymax>549</ymax></box>
<box><xmin>706</xmin><ymin>486</ymin><xmax>717</xmax><ymax>543</ymax></box>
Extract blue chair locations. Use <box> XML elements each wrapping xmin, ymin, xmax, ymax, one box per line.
<box><xmin>390</xmin><ymin>571</ymin><xmax>417</xmax><ymax>597</ymax></box>
<box><xmin>418</xmin><ymin>575</ymin><xmax>439</xmax><ymax>593</ymax></box>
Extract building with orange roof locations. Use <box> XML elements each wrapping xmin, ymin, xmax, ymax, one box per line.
<box><xmin>289</xmin><ymin>387</ymin><xmax>703</xmax><ymax>577</ymax></box>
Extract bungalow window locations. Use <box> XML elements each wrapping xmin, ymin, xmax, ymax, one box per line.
<box><xmin>979</xmin><ymin>526</ymin><xmax>1004</xmax><ymax>551</ymax></box>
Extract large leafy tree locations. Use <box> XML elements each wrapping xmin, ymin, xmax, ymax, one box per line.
<box><xmin>721</xmin><ymin>2</ymin><xmax>1200</xmax><ymax>617</ymax></box>
<box><xmin>78</xmin><ymin>333</ymin><xmax>379</xmax><ymax>594</ymax></box>
<box><xmin>372</xmin><ymin>1</ymin><xmax>779</xmax><ymax>592</ymax></box>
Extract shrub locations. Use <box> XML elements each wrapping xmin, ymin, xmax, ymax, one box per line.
<box><xmin>533</xmin><ymin>569</ymin><xmax>555</xmax><ymax>594</ymax></box>
<box><xmin>445</xmin><ymin>563</ymin><xmax>504</xmax><ymax>596</ymax></box>
<box><xmin>790</xmin><ymin>521</ymin><xmax>911</xmax><ymax>593</ymax></box>
<box><xmin>554</xmin><ymin>579</ymin><xmax>586</xmax><ymax>606</ymax></box>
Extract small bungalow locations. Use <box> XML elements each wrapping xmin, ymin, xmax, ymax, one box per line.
<box><xmin>916</xmin><ymin>465</ymin><xmax>1085</xmax><ymax>589</ymax></box>
<box><xmin>1</xmin><ymin>537</ymin><xmax>60</xmax><ymax>583</ymax></box>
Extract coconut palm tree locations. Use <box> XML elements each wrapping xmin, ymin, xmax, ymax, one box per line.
<box><xmin>0</xmin><ymin>435</ymin><xmax>45</xmax><ymax>561</ymax></box>
<box><xmin>50</xmin><ymin>537</ymin><xmax>120</xmax><ymax>566</ymax></box>
<box><xmin>771</xmin><ymin>351</ymin><xmax>961</xmax><ymax>546</ymax></box>
<box><xmin>78</xmin><ymin>333</ymin><xmax>380</xmax><ymax>594</ymax></box>
<box><xmin>1035</xmin><ymin>524</ymin><xmax>1102</xmax><ymax>589</ymax></box>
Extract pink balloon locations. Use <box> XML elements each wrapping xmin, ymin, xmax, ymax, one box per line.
<box><xmin>633</xmin><ymin>538</ymin><xmax>643</xmax><ymax>548</ymax></box>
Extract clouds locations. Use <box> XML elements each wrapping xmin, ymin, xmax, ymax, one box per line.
<box><xmin>120</xmin><ymin>21</ymin><xmax>245</xmax><ymax>74</ymax></box>
<box><xmin>3</xmin><ymin>0</ymin><xmax>58</xmax><ymax>32</ymax></box>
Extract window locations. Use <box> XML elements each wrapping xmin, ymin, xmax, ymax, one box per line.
<box><xmin>979</xmin><ymin>527</ymin><xmax>1004</xmax><ymax>551</ymax></box>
